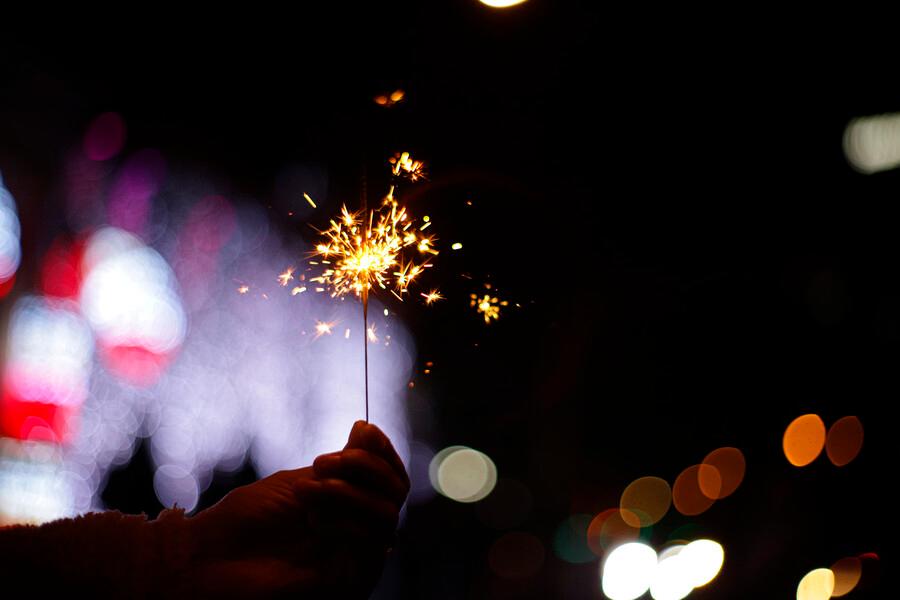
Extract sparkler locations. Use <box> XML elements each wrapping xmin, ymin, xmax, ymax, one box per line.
<box><xmin>309</xmin><ymin>154</ymin><xmax>437</xmax><ymax>420</ymax></box>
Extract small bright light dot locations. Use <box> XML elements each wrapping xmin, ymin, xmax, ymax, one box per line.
<box><xmin>797</xmin><ymin>568</ymin><xmax>835</xmax><ymax>600</ymax></box>
<box><xmin>383</xmin><ymin>308</ymin><xmax>389</xmax><ymax>316</ymax></box>
<box><xmin>602</xmin><ymin>542</ymin><xmax>658</xmax><ymax>600</ymax></box>
<box><xmin>680</xmin><ymin>539</ymin><xmax>724</xmax><ymax>588</ymax></box>
<box><xmin>452</xmin><ymin>242</ymin><xmax>463</xmax><ymax>250</ymax></box>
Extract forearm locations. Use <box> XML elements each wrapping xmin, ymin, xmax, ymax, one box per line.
<box><xmin>0</xmin><ymin>509</ymin><xmax>194</xmax><ymax>598</ymax></box>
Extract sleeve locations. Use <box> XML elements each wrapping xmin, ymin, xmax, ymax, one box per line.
<box><xmin>0</xmin><ymin>508</ymin><xmax>196</xmax><ymax>598</ymax></box>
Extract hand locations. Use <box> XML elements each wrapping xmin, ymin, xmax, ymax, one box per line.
<box><xmin>305</xmin><ymin>420</ymin><xmax>411</xmax><ymax>596</ymax></box>
<box><xmin>183</xmin><ymin>421</ymin><xmax>409</xmax><ymax>599</ymax></box>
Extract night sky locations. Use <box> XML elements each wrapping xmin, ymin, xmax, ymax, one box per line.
<box><xmin>1</xmin><ymin>5</ymin><xmax>892</xmax><ymax>598</ymax></box>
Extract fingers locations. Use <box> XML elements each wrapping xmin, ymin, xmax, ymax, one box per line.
<box><xmin>294</xmin><ymin>477</ymin><xmax>401</xmax><ymax>538</ymax></box>
<box><xmin>313</xmin><ymin>448</ymin><xmax>409</xmax><ymax>507</ymax></box>
<box><xmin>296</xmin><ymin>478</ymin><xmax>400</xmax><ymax>524</ymax></box>
<box><xmin>345</xmin><ymin>421</ymin><xmax>408</xmax><ymax>483</ymax></box>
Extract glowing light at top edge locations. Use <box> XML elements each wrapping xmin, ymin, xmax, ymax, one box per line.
<box><xmin>796</xmin><ymin>568</ymin><xmax>834</xmax><ymax>600</ymax></box>
<box><xmin>783</xmin><ymin>414</ymin><xmax>826</xmax><ymax>467</ymax></box>
<box><xmin>479</xmin><ymin>0</ymin><xmax>528</xmax><ymax>7</ymax></box>
<box><xmin>602</xmin><ymin>542</ymin><xmax>658</xmax><ymax>600</ymax></box>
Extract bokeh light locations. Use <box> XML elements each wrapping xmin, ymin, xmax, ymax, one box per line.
<box><xmin>83</xmin><ymin>112</ymin><xmax>127</xmax><ymax>161</ymax></box>
<box><xmin>430</xmin><ymin>445</ymin><xmax>497</xmax><ymax>502</ymax></box>
<box><xmin>620</xmin><ymin>476</ymin><xmax>671</xmax><ymax>527</ymax></box>
<box><xmin>699</xmin><ymin>447</ymin><xmax>745</xmax><ymax>500</ymax></box>
<box><xmin>0</xmin><ymin>440</ymin><xmax>71</xmax><ymax>525</ymax></box>
<box><xmin>1</xmin><ymin>296</ymin><xmax>93</xmax><ymax>443</ymax></box>
<box><xmin>553</xmin><ymin>514</ymin><xmax>595</xmax><ymax>564</ymax></box>
<box><xmin>106</xmin><ymin>149</ymin><xmax>166</xmax><ymax>236</ymax></box>
<box><xmin>783</xmin><ymin>414</ymin><xmax>826</xmax><ymax>467</ymax></box>
<box><xmin>602</xmin><ymin>542</ymin><xmax>658</xmax><ymax>600</ymax></box>
<box><xmin>488</xmin><ymin>531</ymin><xmax>545</xmax><ymax>579</ymax></box>
<box><xmin>679</xmin><ymin>539</ymin><xmax>724</xmax><ymax>588</ymax></box>
<box><xmin>825</xmin><ymin>416</ymin><xmax>864</xmax><ymax>467</ymax></box>
<box><xmin>587</xmin><ymin>508</ymin><xmax>641</xmax><ymax>556</ymax></box>
<box><xmin>153</xmin><ymin>463</ymin><xmax>199</xmax><ymax>512</ymax></box>
<box><xmin>0</xmin><ymin>172</ymin><xmax>21</xmax><ymax>290</ymax></box>
<box><xmin>829</xmin><ymin>556</ymin><xmax>862</xmax><ymax>597</ymax></box>
<box><xmin>796</xmin><ymin>567</ymin><xmax>834</xmax><ymax>600</ymax></box>
<box><xmin>79</xmin><ymin>227</ymin><xmax>186</xmax><ymax>386</ymax></box>
<box><xmin>673</xmin><ymin>465</ymin><xmax>718</xmax><ymax>516</ymax></box>
<box><xmin>843</xmin><ymin>112</ymin><xmax>900</xmax><ymax>174</ymax></box>
<box><xmin>650</xmin><ymin>548</ymin><xmax>693</xmax><ymax>600</ymax></box>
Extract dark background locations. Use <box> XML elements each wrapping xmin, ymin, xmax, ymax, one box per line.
<box><xmin>1</xmin><ymin>4</ymin><xmax>891</xmax><ymax>598</ymax></box>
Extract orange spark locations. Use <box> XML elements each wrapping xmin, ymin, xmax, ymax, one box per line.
<box><xmin>278</xmin><ymin>268</ymin><xmax>295</xmax><ymax>286</ymax></box>
<box><xmin>313</xmin><ymin>320</ymin><xmax>336</xmax><ymax>339</ymax></box>
<box><xmin>421</xmin><ymin>289</ymin><xmax>444</xmax><ymax>305</ymax></box>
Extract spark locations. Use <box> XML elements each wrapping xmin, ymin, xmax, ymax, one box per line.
<box><xmin>451</xmin><ymin>242</ymin><xmax>463</xmax><ymax>250</ymax></box>
<box><xmin>383</xmin><ymin>308</ymin><xmax>389</xmax><ymax>316</ymax></box>
<box><xmin>421</xmin><ymin>289</ymin><xmax>444</xmax><ymax>305</ymax></box>
<box><xmin>237</xmin><ymin>285</ymin><xmax>250</xmax><ymax>294</ymax></box>
<box><xmin>471</xmin><ymin>293</ymin><xmax>508</xmax><ymax>324</ymax></box>
<box><xmin>278</xmin><ymin>267</ymin><xmax>295</xmax><ymax>286</ymax></box>
<box><xmin>303</xmin><ymin>193</ymin><xmax>317</xmax><ymax>208</ymax></box>
<box><xmin>291</xmin><ymin>286</ymin><xmax>306</xmax><ymax>295</ymax></box>
<box><xmin>310</xmin><ymin>199</ymin><xmax>437</xmax><ymax>299</ymax></box>
<box><xmin>389</xmin><ymin>152</ymin><xmax>427</xmax><ymax>182</ymax></box>
<box><xmin>313</xmin><ymin>320</ymin><xmax>336</xmax><ymax>339</ymax></box>
<box><xmin>344</xmin><ymin>328</ymin><xmax>351</xmax><ymax>339</ymax></box>
<box><xmin>367</xmin><ymin>324</ymin><xmax>379</xmax><ymax>342</ymax></box>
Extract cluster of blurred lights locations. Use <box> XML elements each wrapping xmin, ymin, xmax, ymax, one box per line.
<box><xmin>429</xmin><ymin>445</ymin><xmax>497</xmax><ymax>502</ymax></box>
<box><xmin>0</xmin><ymin>172</ymin><xmax>21</xmax><ymax>296</ymax></box>
<box><xmin>602</xmin><ymin>539</ymin><xmax>724</xmax><ymax>600</ymax></box>
<box><xmin>783</xmin><ymin>414</ymin><xmax>863</xmax><ymax>467</ymax></box>
<box><xmin>0</xmin><ymin>113</ymin><xmax>415</xmax><ymax>522</ymax></box>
